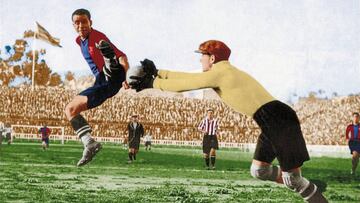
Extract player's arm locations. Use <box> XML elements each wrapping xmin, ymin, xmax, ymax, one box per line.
<box><xmin>153</xmin><ymin>69</ymin><xmax>220</xmax><ymax>92</ymax></box>
<box><xmin>100</xmin><ymin>34</ymin><xmax>128</xmax><ymax>72</ymax></box>
<box><xmin>158</xmin><ymin>70</ymin><xmax>202</xmax><ymax>79</ymax></box>
<box><xmin>129</xmin><ymin>59</ymin><xmax>219</xmax><ymax>92</ymax></box>
<box><xmin>119</xmin><ymin>56</ymin><xmax>129</xmax><ymax>72</ymax></box>
<box><xmin>215</xmin><ymin>120</ymin><xmax>220</xmax><ymax>135</ymax></box>
<box><xmin>197</xmin><ymin>120</ymin><xmax>206</xmax><ymax>133</ymax></box>
<box><xmin>140</xmin><ymin>124</ymin><xmax>144</xmax><ymax>137</ymax></box>
<box><xmin>345</xmin><ymin>125</ymin><xmax>350</xmax><ymax>140</ymax></box>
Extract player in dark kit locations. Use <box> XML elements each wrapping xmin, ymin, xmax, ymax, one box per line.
<box><xmin>65</xmin><ymin>8</ymin><xmax>129</xmax><ymax>167</ymax></box>
<box><xmin>127</xmin><ymin>115</ymin><xmax>144</xmax><ymax>163</ymax></box>
<box><xmin>198</xmin><ymin>109</ymin><xmax>219</xmax><ymax>170</ymax></box>
<box><xmin>129</xmin><ymin>40</ymin><xmax>328</xmax><ymax>202</ymax></box>
<box><xmin>346</xmin><ymin>112</ymin><xmax>360</xmax><ymax>175</ymax></box>
<box><xmin>38</xmin><ymin>125</ymin><xmax>51</xmax><ymax>150</ymax></box>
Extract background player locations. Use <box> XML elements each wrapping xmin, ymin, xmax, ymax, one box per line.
<box><xmin>38</xmin><ymin>125</ymin><xmax>51</xmax><ymax>150</ymax></box>
<box><xmin>198</xmin><ymin>109</ymin><xmax>219</xmax><ymax>170</ymax></box>
<box><xmin>3</xmin><ymin>124</ymin><xmax>12</xmax><ymax>145</ymax></box>
<box><xmin>346</xmin><ymin>112</ymin><xmax>360</xmax><ymax>175</ymax></box>
<box><xmin>129</xmin><ymin>40</ymin><xmax>328</xmax><ymax>202</ymax></box>
<box><xmin>144</xmin><ymin>132</ymin><xmax>152</xmax><ymax>151</ymax></box>
<box><xmin>0</xmin><ymin>122</ymin><xmax>4</xmax><ymax>145</ymax></box>
<box><xmin>127</xmin><ymin>115</ymin><xmax>144</xmax><ymax>163</ymax></box>
<box><xmin>65</xmin><ymin>8</ymin><xmax>129</xmax><ymax>166</ymax></box>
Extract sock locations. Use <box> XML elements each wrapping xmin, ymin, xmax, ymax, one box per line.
<box><xmin>210</xmin><ymin>156</ymin><xmax>216</xmax><ymax>167</ymax></box>
<box><xmin>205</xmin><ymin>157</ymin><xmax>210</xmax><ymax>167</ymax></box>
<box><xmin>352</xmin><ymin>157</ymin><xmax>359</xmax><ymax>173</ymax></box>
<box><xmin>282</xmin><ymin>172</ymin><xmax>328</xmax><ymax>203</ymax></box>
<box><xmin>128</xmin><ymin>152</ymin><xmax>133</xmax><ymax>161</ymax></box>
<box><xmin>80</xmin><ymin>133</ymin><xmax>92</xmax><ymax>146</ymax></box>
<box><xmin>70</xmin><ymin>114</ymin><xmax>92</xmax><ymax>146</ymax></box>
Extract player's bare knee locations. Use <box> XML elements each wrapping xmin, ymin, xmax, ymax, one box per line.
<box><xmin>250</xmin><ymin>163</ymin><xmax>279</xmax><ymax>181</ymax></box>
<box><xmin>65</xmin><ymin>104</ymin><xmax>76</xmax><ymax>119</ymax></box>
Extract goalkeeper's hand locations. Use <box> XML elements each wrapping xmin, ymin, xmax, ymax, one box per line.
<box><xmin>140</xmin><ymin>58</ymin><xmax>158</xmax><ymax>77</ymax></box>
<box><xmin>129</xmin><ymin>74</ymin><xmax>155</xmax><ymax>92</ymax></box>
<box><xmin>129</xmin><ymin>59</ymin><xmax>158</xmax><ymax>92</ymax></box>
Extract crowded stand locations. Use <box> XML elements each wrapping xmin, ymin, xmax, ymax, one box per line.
<box><xmin>0</xmin><ymin>85</ymin><xmax>357</xmax><ymax>145</ymax></box>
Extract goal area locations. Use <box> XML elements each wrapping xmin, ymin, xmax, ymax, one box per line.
<box><xmin>11</xmin><ymin>124</ymin><xmax>65</xmax><ymax>144</ymax></box>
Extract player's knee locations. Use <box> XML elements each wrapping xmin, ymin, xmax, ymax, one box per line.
<box><xmin>250</xmin><ymin>163</ymin><xmax>279</xmax><ymax>181</ymax></box>
<box><xmin>65</xmin><ymin>103</ymin><xmax>82</xmax><ymax>119</ymax></box>
<box><xmin>282</xmin><ymin>171</ymin><xmax>310</xmax><ymax>192</ymax></box>
<box><xmin>353</xmin><ymin>151</ymin><xmax>360</xmax><ymax>158</ymax></box>
<box><xmin>64</xmin><ymin>103</ymin><xmax>75</xmax><ymax>117</ymax></box>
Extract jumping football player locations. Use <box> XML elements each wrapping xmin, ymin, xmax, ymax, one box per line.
<box><xmin>65</xmin><ymin>8</ymin><xmax>129</xmax><ymax>166</ymax></box>
<box><xmin>129</xmin><ymin>40</ymin><xmax>328</xmax><ymax>202</ymax></box>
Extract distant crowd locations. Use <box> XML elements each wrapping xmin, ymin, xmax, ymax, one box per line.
<box><xmin>0</xmin><ymin>86</ymin><xmax>357</xmax><ymax>145</ymax></box>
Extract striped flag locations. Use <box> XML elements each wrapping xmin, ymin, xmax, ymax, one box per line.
<box><xmin>34</xmin><ymin>22</ymin><xmax>62</xmax><ymax>47</ymax></box>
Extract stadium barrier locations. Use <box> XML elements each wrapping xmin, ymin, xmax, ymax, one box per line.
<box><xmin>11</xmin><ymin>133</ymin><xmax>350</xmax><ymax>157</ymax></box>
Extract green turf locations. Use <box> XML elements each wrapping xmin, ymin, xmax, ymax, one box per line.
<box><xmin>0</xmin><ymin>142</ymin><xmax>359</xmax><ymax>203</ymax></box>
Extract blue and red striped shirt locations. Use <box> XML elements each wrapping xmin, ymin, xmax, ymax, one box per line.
<box><xmin>346</xmin><ymin>124</ymin><xmax>360</xmax><ymax>141</ymax></box>
<box><xmin>76</xmin><ymin>29</ymin><xmax>126</xmax><ymax>77</ymax></box>
<box><xmin>39</xmin><ymin>127</ymin><xmax>51</xmax><ymax>139</ymax></box>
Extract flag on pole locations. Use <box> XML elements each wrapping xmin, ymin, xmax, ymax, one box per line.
<box><xmin>34</xmin><ymin>22</ymin><xmax>62</xmax><ymax>47</ymax></box>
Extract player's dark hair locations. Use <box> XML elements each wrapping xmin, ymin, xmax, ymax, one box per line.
<box><xmin>72</xmin><ymin>9</ymin><xmax>91</xmax><ymax>21</ymax></box>
<box><xmin>353</xmin><ymin>112</ymin><xmax>359</xmax><ymax>117</ymax></box>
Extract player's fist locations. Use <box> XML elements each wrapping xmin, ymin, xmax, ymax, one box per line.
<box><xmin>122</xmin><ymin>81</ymin><xmax>130</xmax><ymax>90</ymax></box>
<box><xmin>128</xmin><ymin>74</ymin><xmax>154</xmax><ymax>92</ymax></box>
<box><xmin>140</xmin><ymin>59</ymin><xmax>158</xmax><ymax>77</ymax></box>
<box><xmin>128</xmin><ymin>59</ymin><xmax>158</xmax><ymax>92</ymax></box>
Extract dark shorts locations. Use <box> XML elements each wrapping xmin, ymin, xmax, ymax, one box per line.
<box><xmin>129</xmin><ymin>136</ymin><xmax>140</xmax><ymax>150</ymax></box>
<box><xmin>145</xmin><ymin>141</ymin><xmax>151</xmax><ymax>147</ymax></box>
<box><xmin>202</xmin><ymin>134</ymin><xmax>219</xmax><ymax>154</ymax></box>
<box><xmin>42</xmin><ymin>138</ymin><xmax>49</xmax><ymax>145</ymax></box>
<box><xmin>79</xmin><ymin>70</ymin><xmax>124</xmax><ymax>109</ymax></box>
<box><xmin>253</xmin><ymin>100</ymin><xmax>310</xmax><ymax>171</ymax></box>
<box><xmin>349</xmin><ymin>140</ymin><xmax>360</xmax><ymax>154</ymax></box>
<box><xmin>5</xmin><ymin>133</ymin><xmax>11</xmax><ymax>140</ymax></box>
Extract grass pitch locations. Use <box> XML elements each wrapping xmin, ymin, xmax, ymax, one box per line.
<box><xmin>0</xmin><ymin>141</ymin><xmax>359</xmax><ymax>203</ymax></box>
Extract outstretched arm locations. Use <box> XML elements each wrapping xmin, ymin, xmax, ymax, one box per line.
<box><xmin>153</xmin><ymin>69</ymin><xmax>220</xmax><ymax>92</ymax></box>
<box><xmin>158</xmin><ymin>70</ymin><xmax>203</xmax><ymax>79</ymax></box>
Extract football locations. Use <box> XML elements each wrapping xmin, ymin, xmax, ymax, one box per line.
<box><xmin>126</xmin><ymin>65</ymin><xmax>146</xmax><ymax>84</ymax></box>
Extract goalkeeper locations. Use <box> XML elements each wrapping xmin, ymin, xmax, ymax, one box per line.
<box><xmin>129</xmin><ymin>40</ymin><xmax>328</xmax><ymax>203</ymax></box>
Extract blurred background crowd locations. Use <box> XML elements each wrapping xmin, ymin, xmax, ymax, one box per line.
<box><xmin>1</xmin><ymin>86</ymin><xmax>358</xmax><ymax>145</ymax></box>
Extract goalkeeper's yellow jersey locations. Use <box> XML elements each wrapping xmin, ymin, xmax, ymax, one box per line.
<box><xmin>153</xmin><ymin>61</ymin><xmax>275</xmax><ymax>117</ymax></box>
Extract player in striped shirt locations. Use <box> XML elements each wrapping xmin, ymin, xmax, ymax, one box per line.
<box><xmin>198</xmin><ymin>109</ymin><xmax>219</xmax><ymax>170</ymax></box>
<box><xmin>345</xmin><ymin>112</ymin><xmax>360</xmax><ymax>175</ymax></box>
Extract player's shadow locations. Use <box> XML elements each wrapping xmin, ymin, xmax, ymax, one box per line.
<box><xmin>309</xmin><ymin>179</ymin><xmax>327</xmax><ymax>192</ymax></box>
<box><xmin>135</xmin><ymin>150</ymin><xmax>252</xmax><ymax>171</ymax></box>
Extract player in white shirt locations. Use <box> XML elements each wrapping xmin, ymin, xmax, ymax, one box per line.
<box><xmin>144</xmin><ymin>133</ymin><xmax>152</xmax><ymax>151</ymax></box>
